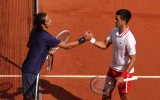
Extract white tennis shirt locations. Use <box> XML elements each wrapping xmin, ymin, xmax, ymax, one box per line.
<box><xmin>106</xmin><ymin>27</ymin><xmax>136</xmax><ymax>73</ymax></box>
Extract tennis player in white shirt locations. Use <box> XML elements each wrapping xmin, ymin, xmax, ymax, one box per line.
<box><xmin>87</xmin><ymin>9</ymin><xmax>136</xmax><ymax>100</ymax></box>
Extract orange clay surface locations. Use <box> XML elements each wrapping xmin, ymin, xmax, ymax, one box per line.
<box><xmin>38</xmin><ymin>0</ymin><xmax>160</xmax><ymax>100</ymax></box>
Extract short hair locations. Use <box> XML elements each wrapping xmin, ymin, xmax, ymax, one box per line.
<box><xmin>33</xmin><ymin>12</ymin><xmax>47</xmax><ymax>30</ymax></box>
<box><xmin>116</xmin><ymin>9</ymin><xmax>131</xmax><ymax>24</ymax></box>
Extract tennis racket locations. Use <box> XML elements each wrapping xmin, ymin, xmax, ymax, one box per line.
<box><xmin>46</xmin><ymin>30</ymin><xmax>70</xmax><ymax>71</ymax></box>
<box><xmin>90</xmin><ymin>75</ymin><xmax>138</xmax><ymax>94</ymax></box>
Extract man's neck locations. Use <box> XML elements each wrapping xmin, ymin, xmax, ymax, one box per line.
<box><xmin>119</xmin><ymin>25</ymin><xmax>128</xmax><ymax>34</ymax></box>
<box><xmin>41</xmin><ymin>25</ymin><xmax>48</xmax><ymax>31</ymax></box>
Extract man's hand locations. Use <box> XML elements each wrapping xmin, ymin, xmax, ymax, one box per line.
<box><xmin>84</xmin><ymin>30</ymin><xmax>93</xmax><ymax>41</ymax></box>
<box><xmin>115</xmin><ymin>76</ymin><xmax>125</xmax><ymax>86</ymax></box>
<box><xmin>48</xmin><ymin>48</ymin><xmax>57</xmax><ymax>55</ymax></box>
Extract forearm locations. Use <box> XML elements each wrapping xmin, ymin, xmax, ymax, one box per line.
<box><xmin>93</xmin><ymin>41</ymin><xmax>107</xmax><ymax>50</ymax></box>
<box><xmin>121</xmin><ymin>55</ymin><xmax>136</xmax><ymax>78</ymax></box>
<box><xmin>63</xmin><ymin>41</ymin><xmax>79</xmax><ymax>49</ymax></box>
<box><xmin>58</xmin><ymin>37</ymin><xmax>86</xmax><ymax>49</ymax></box>
<box><xmin>90</xmin><ymin>38</ymin><xmax>112</xmax><ymax>50</ymax></box>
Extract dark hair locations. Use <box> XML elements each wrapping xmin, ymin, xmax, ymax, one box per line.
<box><xmin>116</xmin><ymin>9</ymin><xmax>131</xmax><ymax>24</ymax></box>
<box><xmin>33</xmin><ymin>12</ymin><xmax>47</xmax><ymax>30</ymax></box>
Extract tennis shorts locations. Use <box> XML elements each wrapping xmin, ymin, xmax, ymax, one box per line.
<box><xmin>107</xmin><ymin>68</ymin><xmax>133</xmax><ymax>94</ymax></box>
<box><xmin>22</xmin><ymin>73</ymin><xmax>37</xmax><ymax>99</ymax></box>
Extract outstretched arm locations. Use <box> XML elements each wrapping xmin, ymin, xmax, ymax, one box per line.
<box><xmin>57</xmin><ymin>32</ymin><xmax>93</xmax><ymax>49</ymax></box>
<box><xmin>86</xmin><ymin>31</ymin><xmax>112</xmax><ymax>50</ymax></box>
<box><xmin>92</xmin><ymin>40</ymin><xmax>112</xmax><ymax>50</ymax></box>
<box><xmin>58</xmin><ymin>40</ymin><xmax>79</xmax><ymax>49</ymax></box>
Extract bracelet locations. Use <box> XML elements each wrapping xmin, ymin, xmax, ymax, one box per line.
<box><xmin>90</xmin><ymin>38</ymin><xmax>96</xmax><ymax>44</ymax></box>
<box><xmin>78</xmin><ymin>37</ymin><xmax>86</xmax><ymax>44</ymax></box>
<box><xmin>121</xmin><ymin>71</ymin><xmax>129</xmax><ymax>78</ymax></box>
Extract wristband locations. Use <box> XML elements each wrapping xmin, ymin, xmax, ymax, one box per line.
<box><xmin>90</xmin><ymin>38</ymin><xmax>96</xmax><ymax>44</ymax></box>
<box><xmin>121</xmin><ymin>71</ymin><xmax>129</xmax><ymax>78</ymax></box>
<box><xmin>78</xmin><ymin>37</ymin><xmax>86</xmax><ymax>44</ymax></box>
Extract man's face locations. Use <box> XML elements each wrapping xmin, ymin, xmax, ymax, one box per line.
<box><xmin>43</xmin><ymin>15</ymin><xmax>52</xmax><ymax>28</ymax></box>
<box><xmin>115</xmin><ymin>15</ymin><xmax>124</xmax><ymax>28</ymax></box>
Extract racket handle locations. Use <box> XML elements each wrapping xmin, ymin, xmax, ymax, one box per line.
<box><xmin>47</xmin><ymin>67</ymin><xmax>51</xmax><ymax>71</ymax></box>
<box><xmin>124</xmin><ymin>76</ymin><xmax>138</xmax><ymax>81</ymax></box>
<box><xmin>46</xmin><ymin>55</ymin><xmax>49</xmax><ymax>60</ymax></box>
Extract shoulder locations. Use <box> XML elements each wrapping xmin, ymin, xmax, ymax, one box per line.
<box><xmin>127</xmin><ymin>31</ymin><xmax>135</xmax><ymax>40</ymax></box>
<box><xmin>30</xmin><ymin>28</ymin><xmax>47</xmax><ymax>35</ymax></box>
<box><xmin>126</xmin><ymin>31</ymin><xmax>136</xmax><ymax>44</ymax></box>
<box><xmin>109</xmin><ymin>27</ymin><xmax>118</xmax><ymax>36</ymax></box>
<box><xmin>111</xmin><ymin>27</ymin><xmax>118</xmax><ymax>33</ymax></box>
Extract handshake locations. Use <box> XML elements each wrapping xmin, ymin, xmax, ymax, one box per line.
<box><xmin>49</xmin><ymin>30</ymin><xmax>98</xmax><ymax>55</ymax></box>
<box><xmin>78</xmin><ymin>30</ymin><xmax>96</xmax><ymax>44</ymax></box>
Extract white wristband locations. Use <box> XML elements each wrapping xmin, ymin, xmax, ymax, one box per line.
<box><xmin>90</xmin><ymin>38</ymin><xmax>96</xmax><ymax>44</ymax></box>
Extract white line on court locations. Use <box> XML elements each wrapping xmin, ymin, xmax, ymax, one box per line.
<box><xmin>1</xmin><ymin>75</ymin><xmax>160</xmax><ymax>78</ymax></box>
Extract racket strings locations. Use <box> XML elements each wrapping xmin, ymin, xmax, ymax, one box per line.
<box><xmin>90</xmin><ymin>76</ymin><xmax>116</xmax><ymax>94</ymax></box>
<box><xmin>57</xmin><ymin>33</ymin><xmax>70</xmax><ymax>42</ymax></box>
<box><xmin>91</xmin><ymin>78</ymin><xmax>105</xmax><ymax>93</ymax></box>
<box><xmin>103</xmin><ymin>78</ymin><xmax>116</xmax><ymax>93</ymax></box>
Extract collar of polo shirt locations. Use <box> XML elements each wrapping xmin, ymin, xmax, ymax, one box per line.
<box><xmin>116</xmin><ymin>26</ymin><xmax>130</xmax><ymax>37</ymax></box>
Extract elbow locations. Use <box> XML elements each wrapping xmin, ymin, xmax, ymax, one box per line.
<box><xmin>130</xmin><ymin>54</ymin><xmax>136</xmax><ymax>63</ymax></box>
<box><xmin>62</xmin><ymin>45</ymin><xmax>72</xmax><ymax>50</ymax></box>
<box><xmin>64</xmin><ymin>47</ymin><xmax>71</xmax><ymax>50</ymax></box>
<box><xmin>102</xmin><ymin>45</ymin><xmax>108</xmax><ymax>50</ymax></box>
<box><xmin>102</xmin><ymin>48</ymin><xmax>106</xmax><ymax>50</ymax></box>
<box><xmin>133</xmin><ymin>55</ymin><xmax>136</xmax><ymax>61</ymax></box>
<box><xmin>98</xmin><ymin>47</ymin><xmax>106</xmax><ymax>50</ymax></box>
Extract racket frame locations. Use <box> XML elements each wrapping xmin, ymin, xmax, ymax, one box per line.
<box><xmin>90</xmin><ymin>75</ymin><xmax>138</xmax><ymax>95</ymax></box>
<box><xmin>46</xmin><ymin>30</ymin><xmax>70</xmax><ymax>71</ymax></box>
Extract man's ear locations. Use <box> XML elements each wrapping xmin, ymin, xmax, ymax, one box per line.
<box><xmin>41</xmin><ymin>23</ymin><xmax>48</xmax><ymax>28</ymax></box>
<box><xmin>41</xmin><ymin>24</ymin><xmax>45</xmax><ymax>28</ymax></box>
<box><xmin>41</xmin><ymin>23</ymin><xmax>46</xmax><ymax>27</ymax></box>
<box><xmin>122</xmin><ymin>19</ymin><xmax>126</xmax><ymax>24</ymax></box>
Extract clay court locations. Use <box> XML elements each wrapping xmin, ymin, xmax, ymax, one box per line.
<box><xmin>0</xmin><ymin>0</ymin><xmax>160</xmax><ymax>100</ymax></box>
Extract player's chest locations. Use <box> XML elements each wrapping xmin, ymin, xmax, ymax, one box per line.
<box><xmin>112</xmin><ymin>37</ymin><xmax>126</xmax><ymax>49</ymax></box>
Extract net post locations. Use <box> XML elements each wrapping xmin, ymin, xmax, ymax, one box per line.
<box><xmin>33</xmin><ymin>0</ymin><xmax>39</xmax><ymax>15</ymax></box>
<box><xmin>35</xmin><ymin>73</ymin><xmax>40</xmax><ymax>100</ymax></box>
